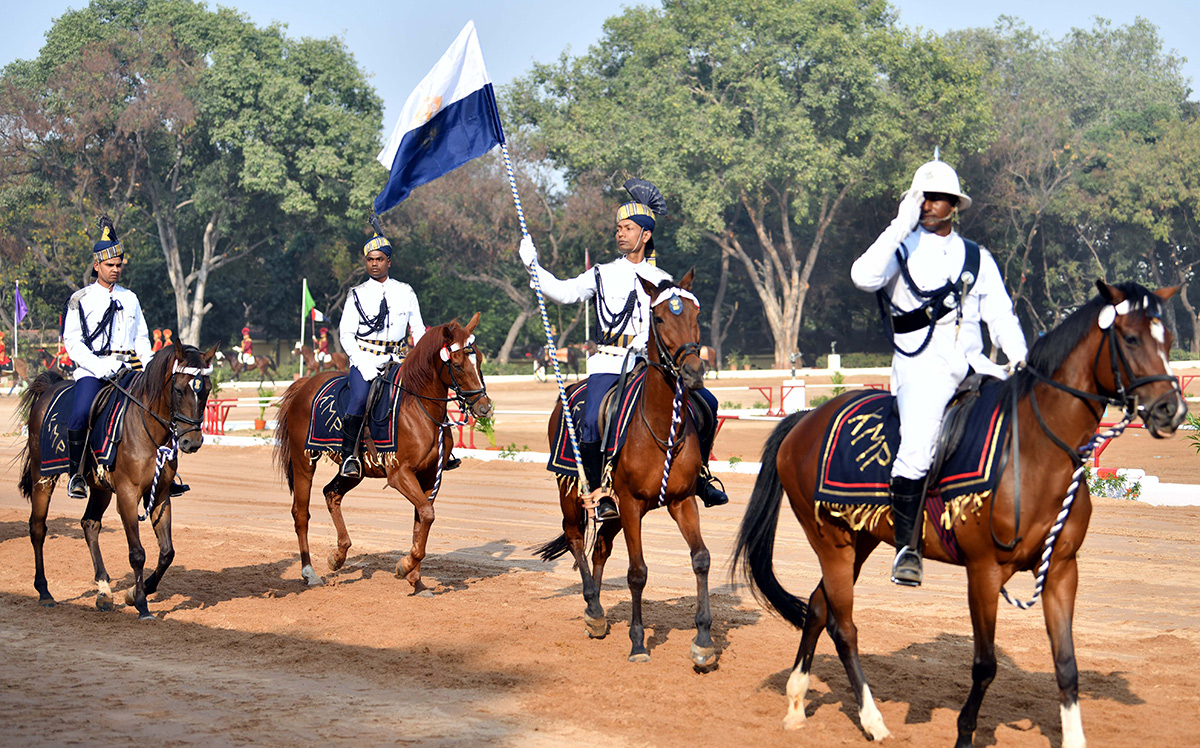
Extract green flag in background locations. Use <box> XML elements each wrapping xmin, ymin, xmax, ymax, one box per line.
<box><xmin>302</xmin><ymin>279</ymin><xmax>316</xmax><ymax>318</ymax></box>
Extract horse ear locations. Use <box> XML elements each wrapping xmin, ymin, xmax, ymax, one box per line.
<box><xmin>1096</xmin><ymin>279</ymin><xmax>1125</xmax><ymax>304</ymax></box>
<box><xmin>638</xmin><ymin>275</ymin><xmax>658</xmax><ymax>299</ymax></box>
<box><xmin>203</xmin><ymin>343</ymin><xmax>219</xmax><ymax>363</ymax></box>
<box><xmin>172</xmin><ymin>336</ymin><xmax>186</xmax><ymax>358</ymax></box>
<box><xmin>679</xmin><ymin>268</ymin><xmax>695</xmax><ymax>291</ymax></box>
<box><xmin>1154</xmin><ymin>285</ymin><xmax>1181</xmax><ymax>301</ymax></box>
<box><xmin>465</xmin><ymin>312</ymin><xmax>480</xmax><ymax>334</ymax></box>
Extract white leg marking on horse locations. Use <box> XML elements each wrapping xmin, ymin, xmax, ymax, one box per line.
<box><xmin>782</xmin><ymin>667</ymin><xmax>809</xmax><ymax>730</ymax></box>
<box><xmin>97</xmin><ymin>580</ymin><xmax>112</xmax><ymax>597</ymax></box>
<box><xmin>301</xmin><ymin>564</ymin><xmax>324</xmax><ymax>586</ymax></box>
<box><xmin>1061</xmin><ymin>702</ymin><xmax>1086</xmax><ymax>748</ymax></box>
<box><xmin>859</xmin><ymin>684</ymin><xmax>891</xmax><ymax>741</ymax></box>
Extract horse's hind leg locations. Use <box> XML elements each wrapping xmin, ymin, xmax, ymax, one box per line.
<box><xmin>29</xmin><ymin>479</ymin><xmax>55</xmax><ymax>606</ymax></box>
<box><xmin>1042</xmin><ymin>555</ymin><xmax>1086</xmax><ymax>748</ymax></box>
<box><xmin>140</xmin><ymin>499</ymin><xmax>175</xmax><ymax>598</ymax></box>
<box><xmin>667</xmin><ymin>498</ymin><xmax>717</xmax><ymax>672</ymax></box>
<box><xmin>955</xmin><ymin>564</ymin><xmax>1003</xmax><ymax>748</ymax></box>
<box><xmin>558</xmin><ymin>480</ymin><xmax>607</xmax><ymax>638</ymax></box>
<box><xmin>80</xmin><ymin>489</ymin><xmax>116</xmax><ymax>611</ymax></box>
<box><xmin>323</xmin><ymin>473</ymin><xmax>362</xmax><ymax>573</ymax></box>
<box><xmin>290</xmin><ymin>456</ymin><xmax>324</xmax><ymax>586</ymax></box>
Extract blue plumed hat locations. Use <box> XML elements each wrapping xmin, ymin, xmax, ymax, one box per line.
<box><xmin>93</xmin><ymin>215</ymin><xmax>123</xmax><ymax>261</ymax></box>
<box><xmin>364</xmin><ymin>208</ymin><xmax>392</xmax><ymax>258</ymax></box>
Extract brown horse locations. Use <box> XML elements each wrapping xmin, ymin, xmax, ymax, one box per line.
<box><xmin>533</xmin><ymin>344</ymin><xmax>583</xmax><ymax>381</ymax></box>
<box><xmin>221</xmin><ymin>349</ymin><xmax>277</xmax><ymax>382</ymax></box>
<box><xmin>18</xmin><ymin>341</ymin><xmax>216</xmax><ymax>619</ymax></box>
<box><xmin>273</xmin><ymin>314</ymin><xmax>492</xmax><ymax>593</ymax></box>
<box><xmin>733</xmin><ymin>281</ymin><xmax>1187</xmax><ymax>747</ymax></box>
<box><xmin>293</xmin><ymin>342</ymin><xmax>348</xmax><ymax>373</ymax></box>
<box><xmin>535</xmin><ymin>270</ymin><xmax>718</xmax><ymax>671</ymax></box>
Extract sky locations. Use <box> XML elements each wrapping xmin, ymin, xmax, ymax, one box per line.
<box><xmin>2</xmin><ymin>0</ymin><xmax>1198</xmax><ymax>134</ymax></box>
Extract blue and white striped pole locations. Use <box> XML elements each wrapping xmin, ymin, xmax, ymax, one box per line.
<box><xmin>500</xmin><ymin>143</ymin><xmax>589</xmax><ymax>490</ymax></box>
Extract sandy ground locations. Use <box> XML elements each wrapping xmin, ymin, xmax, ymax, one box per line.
<box><xmin>0</xmin><ymin>377</ymin><xmax>1198</xmax><ymax>748</ymax></box>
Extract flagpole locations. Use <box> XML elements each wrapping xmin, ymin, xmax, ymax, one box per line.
<box><xmin>13</xmin><ymin>280</ymin><xmax>19</xmax><ymax>359</ymax></box>
<box><xmin>300</xmin><ymin>279</ymin><xmax>307</xmax><ymax>378</ymax></box>
<box><xmin>500</xmin><ymin>143</ymin><xmax>588</xmax><ymax>492</ymax></box>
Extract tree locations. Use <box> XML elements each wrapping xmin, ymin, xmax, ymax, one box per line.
<box><xmin>0</xmin><ymin>0</ymin><xmax>383</xmax><ymax>344</ymax></box>
<box><xmin>510</xmin><ymin>0</ymin><xmax>992</xmax><ymax>366</ymax></box>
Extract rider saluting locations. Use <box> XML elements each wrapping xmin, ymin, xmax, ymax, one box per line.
<box><xmin>851</xmin><ymin>157</ymin><xmax>1027</xmax><ymax>587</ymax></box>
<box><xmin>519</xmin><ymin>178</ymin><xmax>728</xmax><ymax>520</ymax></box>
<box><xmin>62</xmin><ymin>215</ymin><xmax>155</xmax><ymax>500</ymax></box>
<box><xmin>337</xmin><ymin>212</ymin><xmax>427</xmax><ymax>478</ymax></box>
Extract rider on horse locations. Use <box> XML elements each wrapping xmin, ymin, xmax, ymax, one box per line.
<box><xmin>315</xmin><ymin>327</ymin><xmax>332</xmax><ymax>367</ymax></box>
<box><xmin>0</xmin><ymin>330</ymin><xmax>11</xmax><ymax>370</ymax></box>
<box><xmin>337</xmin><ymin>212</ymin><xmax>429</xmax><ymax>478</ymax></box>
<box><xmin>238</xmin><ymin>326</ymin><xmax>255</xmax><ymax>366</ymax></box>
<box><xmin>61</xmin><ymin>215</ymin><xmax>155</xmax><ymax>500</ymax></box>
<box><xmin>851</xmin><ymin>158</ymin><xmax>1027</xmax><ymax>587</ymax></box>
<box><xmin>518</xmin><ymin>178</ymin><xmax>728</xmax><ymax>520</ymax></box>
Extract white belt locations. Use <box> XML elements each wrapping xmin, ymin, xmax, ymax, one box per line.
<box><xmin>593</xmin><ymin>345</ymin><xmax>643</xmax><ymax>357</ymax></box>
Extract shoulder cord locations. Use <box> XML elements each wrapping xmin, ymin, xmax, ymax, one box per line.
<box><xmin>78</xmin><ymin>298</ymin><xmax>122</xmax><ymax>355</ymax></box>
<box><xmin>352</xmin><ymin>289</ymin><xmax>389</xmax><ymax>336</ymax></box>
<box><xmin>593</xmin><ymin>267</ymin><xmax>637</xmax><ymax>345</ymax></box>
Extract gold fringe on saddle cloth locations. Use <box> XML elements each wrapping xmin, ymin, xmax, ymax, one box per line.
<box><xmin>305</xmin><ymin>448</ymin><xmax>399</xmax><ymax>470</ymax></box>
<box><xmin>817</xmin><ymin>490</ymin><xmax>991</xmax><ymax>533</ymax></box>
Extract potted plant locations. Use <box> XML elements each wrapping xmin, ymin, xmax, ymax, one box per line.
<box><xmin>254</xmin><ymin>384</ymin><xmax>273</xmax><ymax>431</ymax></box>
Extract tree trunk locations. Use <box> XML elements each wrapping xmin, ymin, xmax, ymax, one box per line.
<box><xmin>497</xmin><ymin>303</ymin><xmax>532</xmax><ymax>365</ymax></box>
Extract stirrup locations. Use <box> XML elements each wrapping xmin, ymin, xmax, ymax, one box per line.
<box><xmin>595</xmin><ymin>495</ymin><xmax>619</xmax><ymax>521</ymax></box>
<box><xmin>67</xmin><ymin>474</ymin><xmax>88</xmax><ymax>500</ymax></box>
<box><xmin>444</xmin><ymin>456</ymin><xmax>462</xmax><ymax>471</ymax></box>
<box><xmin>340</xmin><ymin>454</ymin><xmax>362</xmax><ymax>478</ymax></box>
<box><xmin>890</xmin><ymin>546</ymin><xmax>923</xmax><ymax>587</ymax></box>
<box><xmin>698</xmin><ymin>473</ymin><xmax>728</xmax><ymax>507</ymax></box>
<box><xmin>169</xmin><ymin>480</ymin><xmax>190</xmax><ymax>497</ymax></box>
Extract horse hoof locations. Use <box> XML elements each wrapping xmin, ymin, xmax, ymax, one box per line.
<box><xmin>39</xmin><ymin>598</ymin><xmax>56</xmax><ymax>608</ymax></box>
<box><xmin>96</xmin><ymin>594</ymin><xmax>113</xmax><ymax>612</ymax></box>
<box><xmin>628</xmin><ymin>652</ymin><xmax>651</xmax><ymax>663</ymax></box>
<box><xmin>584</xmin><ymin>615</ymin><xmax>609</xmax><ymax>639</ymax></box>
<box><xmin>138</xmin><ymin>612</ymin><xmax>157</xmax><ymax>622</ymax></box>
<box><xmin>124</xmin><ymin>589</ymin><xmax>137</xmax><ymax>607</ymax></box>
<box><xmin>412</xmin><ymin>588</ymin><xmax>434</xmax><ymax>598</ymax></box>
<box><xmin>782</xmin><ymin>711</ymin><xmax>806</xmax><ymax>731</ymax></box>
<box><xmin>690</xmin><ymin>643</ymin><xmax>719</xmax><ymax>673</ymax></box>
<box><xmin>301</xmin><ymin>566</ymin><xmax>324</xmax><ymax>587</ymax></box>
<box><xmin>327</xmin><ymin>552</ymin><xmax>345</xmax><ymax>572</ymax></box>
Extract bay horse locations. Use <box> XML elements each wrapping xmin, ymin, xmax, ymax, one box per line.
<box><xmin>733</xmin><ymin>281</ymin><xmax>1187</xmax><ymax>747</ymax></box>
<box><xmin>18</xmin><ymin>340</ymin><xmax>216</xmax><ymax>619</ymax></box>
<box><xmin>273</xmin><ymin>314</ymin><xmax>492</xmax><ymax>593</ymax></box>
<box><xmin>535</xmin><ymin>270</ymin><xmax>719</xmax><ymax>671</ymax></box>
<box><xmin>224</xmin><ymin>350</ymin><xmax>277</xmax><ymax>383</ymax></box>
<box><xmin>294</xmin><ymin>342</ymin><xmax>348</xmax><ymax>373</ymax></box>
<box><xmin>533</xmin><ymin>344</ymin><xmax>582</xmax><ymax>381</ymax></box>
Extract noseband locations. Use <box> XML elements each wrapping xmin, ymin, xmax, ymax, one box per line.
<box><xmin>648</xmin><ymin>290</ymin><xmax>702</xmax><ymax>382</ymax></box>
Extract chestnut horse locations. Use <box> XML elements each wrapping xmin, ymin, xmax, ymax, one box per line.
<box><xmin>294</xmin><ymin>342</ymin><xmax>348</xmax><ymax>373</ymax></box>
<box><xmin>18</xmin><ymin>341</ymin><xmax>216</xmax><ymax>619</ymax></box>
<box><xmin>535</xmin><ymin>270</ymin><xmax>718</xmax><ymax>671</ymax></box>
<box><xmin>273</xmin><ymin>314</ymin><xmax>492</xmax><ymax>593</ymax></box>
<box><xmin>733</xmin><ymin>281</ymin><xmax>1187</xmax><ymax>747</ymax></box>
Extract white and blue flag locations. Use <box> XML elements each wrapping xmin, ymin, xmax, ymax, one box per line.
<box><xmin>374</xmin><ymin>21</ymin><xmax>505</xmax><ymax>214</ymax></box>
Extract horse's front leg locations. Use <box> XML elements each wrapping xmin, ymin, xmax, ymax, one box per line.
<box><xmin>29</xmin><ymin>477</ymin><xmax>55</xmax><ymax>606</ymax></box>
<box><xmin>667</xmin><ymin>496</ymin><xmax>717</xmax><ymax>672</ymax></box>
<box><xmin>80</xmin><ymin>488</ymin><xmax>116</xmax><ymax>611</ymax></box>
<box><xmin>141</xmin><ymin>496</ymin><xmax>174</xmax><ymax>597</ymax></box>
<box><xmin>388</xmin><ymin>465</ymin><xmax>435</xmax><ymax>595</ymax></box>
<box><xmin>1043</xmin><ymin>554</ymin><xmax>1086</xmax><ymax>748</ymax></box>
<box><xmin>112</xmin><ymin>487</ymin><xmax>153</xmax><ymax>620</ymax></box>
<box><xmin>322</xmin><ymin>472</ymin><xmax>362</xmax><ymax>573</ymax></box>
<box><xmin>956</xmin><ymin>563</ymin><xmax>1004</xmax><ymax>748</ymax></box>
<box><xmin>622</xmin><ymin>504</ymin><xmax>651</xmax><ymax>663</ymax></box>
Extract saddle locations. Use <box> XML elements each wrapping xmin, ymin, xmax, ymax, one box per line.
<box><xmin>38</xmin><ymin>372</ymin><xmax>137</xmax><ymax>477</ymax></box>
<box><xmin>305</xmin><ymin>364</ymin><xmax>403</xmax><ymax>452</ymax></box>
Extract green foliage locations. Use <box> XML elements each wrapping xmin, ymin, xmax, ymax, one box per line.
<box><xmin>498</xmin><ymin>443</ymin><xmax>529</xmax><ymax>459</ymax></box>
<box><xmin>472</xmin><ymin>415</ymin><xmax>497</xmax><ymax>447</ymax></box>
<box><xmin>810</xmin><ymin>395</ymin><xmax>831</xmax><ymax>407</ymax></box>
<box><xmin>1084</xmin><ymin>467</ymin><xmax>1143</xmax><ymax>500</ymax></box>
<box><xmin>256</xmin><ymin>384</ymin><xmax>273</xmax><ymax>420</ymax></box>
<box><xmin>728</xmin><ymin>456</ymin><xmax>742</xmax><ymax>467</ymax></box>
<box><xmin>1185</xmin><ymin>412</ymin><xmax>1200</xmax><ymax>455</ymax></box>
<box><xmin>830</xmin><ymin>371</ymin><xmax>846</xmax><ymax>397</ymax></box>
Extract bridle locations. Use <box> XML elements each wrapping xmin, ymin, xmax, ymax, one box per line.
<box><xmin>397</xmin><ymin>333</ymin><xmax>489</xmax><ymax>425</ymax></box>
<box><xmin>106</xmin><ymin>355</ymin><xmax>213</xmax><ymax>442</ymax></box>
<box><xmin>646</xmin><ymin>289</ymin><xmax>702</xmax><ymax>382</ymax></box>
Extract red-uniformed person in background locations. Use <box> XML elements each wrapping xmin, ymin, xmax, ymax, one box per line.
<box><xmin>315</xmin><ymin>327</ymin><xmax>332</xmax><ymax>367</ymax></box>
<box><xmin>239</xmin><ymin>326</ymin><xmax>254</xmax><ymax>366</ymax></box>
<box><xmin>55</xmin><ymin>338</ymin><xmax>73</xmax><ymax>369</ymax></box>
<box><xmin>0</xmin><ymin>331</ymin><xmax>11</xmax><ymax>369</ymax></box>
<box><xmin>151</xmin><ymin>328</ymin><xmax>163</xmax><ymax>352</ymax></box>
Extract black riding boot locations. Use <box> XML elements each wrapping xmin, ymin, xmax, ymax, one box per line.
<box><xmin>66</xmin><ymin>428</ymin><xmax>88</xmax><ymax>500</ymax></box>
<box><xmin>696</xmin><ymin>465</ymin><xmax>729</xmax><ymax>507</ymax></box>
<box><xmin>889</xmin><ymin>474</ymin><xmax>926</xmax><ymax>587</ymax></box>
<box><xmin>169</xmin><ymin>475</ymin><xmax>190</xmax><ymax>497</ymax></box>
<box><xmin>339</xmin><ymin>414</ymin><xmax>365</xmax><ymax>478</ymax></box>
<box><xmin>444</xmin><ymin>453</ymin><xmax>462</xmax><ymax>471</ymax></box>
<box><xmin>580</xmin><ymin>440</ymin><xmax>618</xmax><ymax>521</ymax></box>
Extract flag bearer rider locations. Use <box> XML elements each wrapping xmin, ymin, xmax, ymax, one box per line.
<box><xmin>851</xmin><ymin>158</ymin><xmax>1027</xmax><ymax>587</ymax></box>
<box><xmin>518</xmin><ymin>178</ymin><xmax>729</xmax><ymax>520</ymax></box>
<box><xmin>62</xmin><ymin>215</ymin><xmax>156</xmax><ymax>500</ymax></box>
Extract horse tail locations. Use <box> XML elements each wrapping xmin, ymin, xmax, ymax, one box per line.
<box><xmin>272</xmin><ymin>381</ymin><xmax>303</xmax><ymax>492</ymax></box>
<box><xmin>266</xmin><ymin>355</ymin><xmax>277</xmax><ymax>372</ymax></box>
<box><xmin>532</xmin><ymin>532</ymin><xmax>572</xmax><ymax>562</ymax></box>
<box><xmin>17</xmin><ymin>371</ymin><xmax>63</xmax><ymax>500</ymax></box>
<box><xmin>732</xmin><ymin>410</ymin><xmax>809</xmax><ymax>628</ymax></box>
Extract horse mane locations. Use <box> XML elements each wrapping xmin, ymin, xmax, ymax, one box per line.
<box><xmin>1007</xmin><ymin>281</ymin><xmax>1160</xmax><ymax>399</ymax></box>
<box><xmin>401</xmin><ymin>322</ymin><xmax>457</xmax><ymax>394</ymax></box>
<box><xmin>133</xmin><ymin>344</ymin><xmax>204</xmax><ymax>403</ymax></box>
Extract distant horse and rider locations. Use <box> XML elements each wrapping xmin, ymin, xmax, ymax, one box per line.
<box><xmin>217</xmin><ymin>348</ymin><xmax>278</xmax><ymax>383</ymax></box>
<box><xmin>294</xmin><ymin>342</ymin><xmax>348</xmax><ymax>373</ymax></box>
<box><xmin>532</xmin><ymin>342</ymin><xmax>585</xmax><ymax>381</ymax></box>
<box><xmin>734</xmin><ymin>281</ymin><xmax>1187</xmax><ymax>747</ymax></box>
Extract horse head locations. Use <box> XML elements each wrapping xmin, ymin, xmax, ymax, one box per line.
<box><xmin>165</xmin><ymin>338</ymin><xmax>218</xmax><ymax>453</ymax></box>
<box><xmin>438</xmin><ymin>312</ymin><xmax>493</xmax><ymax>419</ymax></box>
<box><xmin>1094</xmin><ymin>280</ymin><xmax>1188</xmax><ymax>437</ymax></box>
<box><xmin>639</xmin><ymin>269</ymin><xmax>705</xmax><ymax>390</ymax></box>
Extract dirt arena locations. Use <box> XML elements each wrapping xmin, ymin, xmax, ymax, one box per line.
<box><xmin>0</xmin><ymin>375</ymin><xmax>1197</xmax><ymax>747</ymax></box>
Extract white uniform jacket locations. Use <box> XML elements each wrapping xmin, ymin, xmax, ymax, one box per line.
<box><xmin>529</xmin><ymin>256</ymin><xmax>672</xmax><ymax>376</ymax></box>
<box><xmin>851</xmin><ymin>227</ymin><xmax>1027</xmax><ymax>384</ymax></box>
<box><xmin>339</xmin><ymin>277</ymin><xmax>425</xmax><ymax>381</ymax></box>
<box><xmin>62</xmin><ymin>283</ymin><xmax>155</xmax><ymax>380</ymax></box>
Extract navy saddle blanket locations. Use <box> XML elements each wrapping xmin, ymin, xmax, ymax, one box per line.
<box><xmin>305</xmin><ymin>367</ymin><xmax>402</xmax><ymax>452</ymax></box>
<box><xmin>39</xmin><ymin>374</ymin><xmax>135</xmax><ymax>477</ymax></box>
<box><xmin>815</xmin><ymin>383</ymin><xmax>1010</xmax><ymax>507</ymax></box>
<box><xmin>548</xmin><ymin>370</ymin><xmax>697</xmax><ymax>477</ymax></box>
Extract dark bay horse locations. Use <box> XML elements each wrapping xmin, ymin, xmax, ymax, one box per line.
<box><xmin>294</xmin><ymin>343</ymin><xmax>348</xmax><ymax>373</ymax></box>
<box><xmin>535</xmin><ymin>270</ymin><xmax>719</xmax><ymax>671</ymax></box>
<box><xmin>733</xmin><ymin>281</ymin><xmax>1187</xmax><ymax>747</ymax></box>
<box><xmin>221</xmin><ymin>350</ymin><xmax>277</xmax><ymax>383</ymax></box>
<box><xmin>273</xmin><ymin>314</ymin><xmax>493</xmax><ymax>593</ymax></box>
<box><xmin>533</xmin><ymin>344</ymin><xmax>582</xmax><ymax>381</ymax></box>
<box><xmin>19</xmin><ymin>341</ymin><xmax>216</xmax><ymax>619</ymax></box>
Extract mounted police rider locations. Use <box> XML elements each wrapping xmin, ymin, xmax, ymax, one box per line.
<box><xmin>62</xmin><ymin>215</ymin><xmax>155</xmax><ymax>500</ymax></box>
<box><xmin>337</xmin><ymin>212</ymin><xmax>427</xmax><ymax>478</ymax></box>
<box><xmin>851</xmin><ymin>157</ymin><xmax>1027</xmax><ymax>587</ymax></box>
<box><xmin>518</xmin><ymin>178</ymin><xmax>728</xmax><ymax>520</ymax></box>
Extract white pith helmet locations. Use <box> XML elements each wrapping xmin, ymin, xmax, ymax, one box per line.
<box><xmin>909</xmin><ymin>159</ymin><xmax>972</xmax><ymax>210</ymax></box>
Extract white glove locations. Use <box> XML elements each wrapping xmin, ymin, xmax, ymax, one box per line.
<box><xmin>895</xmin><ymin>188</ymin><xmax>923</xmax><ymax>234</ymax></box>
<box><xmin>518</xmin><ymin>235</ymin><xmax>538</xmax><ymax>269</ymax></box>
